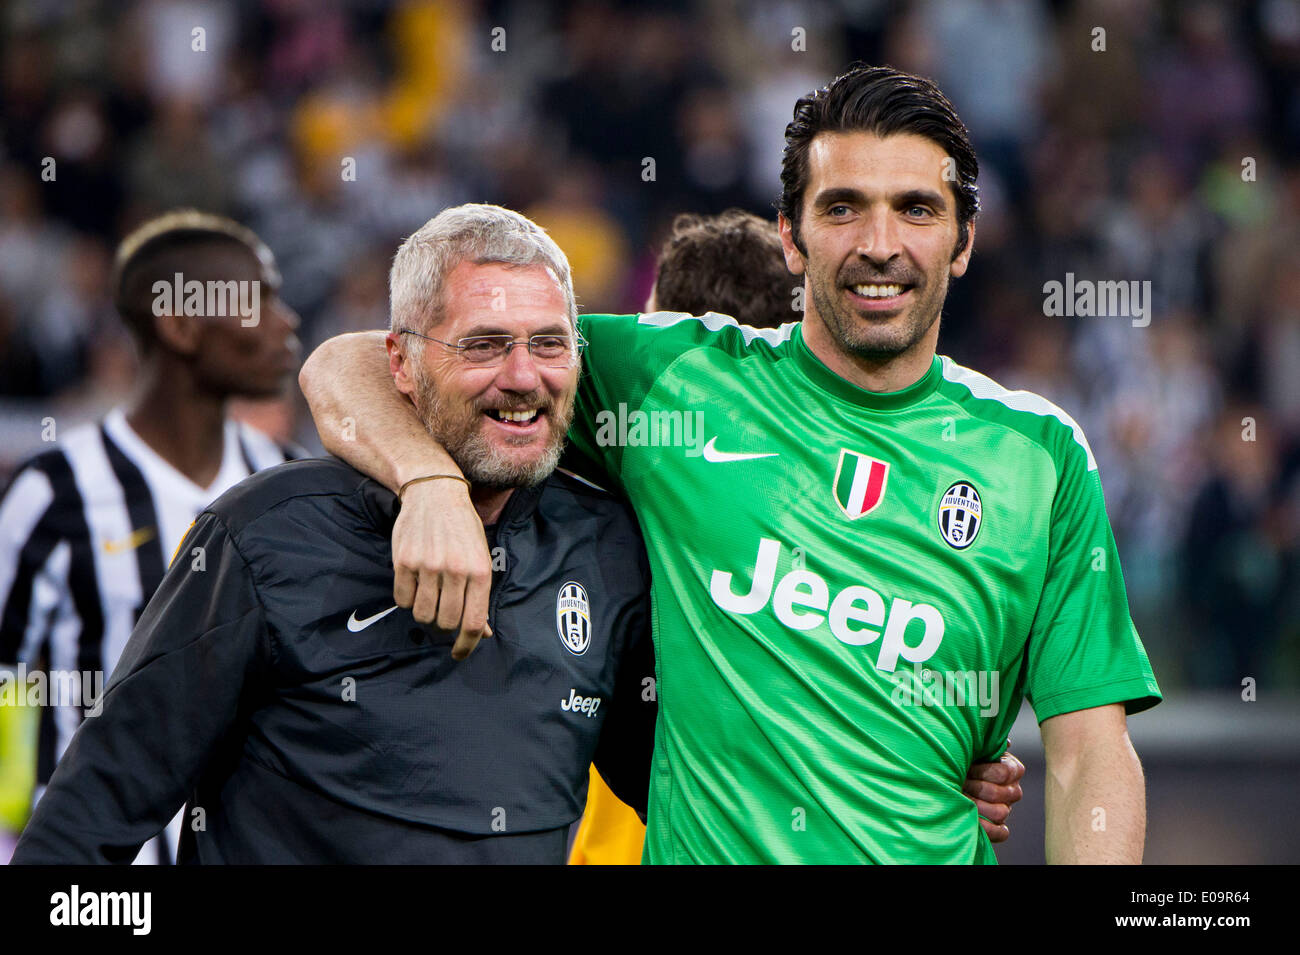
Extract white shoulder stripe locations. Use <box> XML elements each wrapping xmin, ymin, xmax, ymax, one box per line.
<box><xmin>0</xmin><ymin>468</ymin><xmax>56</xmax><ymax>640</ymax></box>
<box><xmin>941</xmin><ymin>357</ymin><xmax>1097</xmax><ymax>471</ymax></box>
<box><xmin>27</xmin><ymin>541</ymin><xmax>71</xmax><ymax>667</ymax></box>
<box><xmin>636</xmin><ymin>311</ymin><xmax>798</xmax><ymax>347</ymax></box>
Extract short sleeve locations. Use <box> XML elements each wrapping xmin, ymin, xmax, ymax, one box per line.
<box><xmin>1024</xmin><ymin>443</ymin><xmax>1162</xmax><ymax>723</ymax></box>
<box><xmin>565</xmin><ymin>312</ymin><xmax>744</xmax><ymax>489</ymax></box>
<box><xmin>0</xmin><ymin>464</ymin><xmax>59</xmax><ymax>666</ymax></box>
<box><xmin>565</xmin><ymin>314</ymin><xmax>655</xmax><ymax>490</ymax></box>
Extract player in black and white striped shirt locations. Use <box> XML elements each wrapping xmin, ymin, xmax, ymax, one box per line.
<box><xmin>0</xmin><ymin>210</ymin><xmax>301</xmax><ymax>863</ymax></box>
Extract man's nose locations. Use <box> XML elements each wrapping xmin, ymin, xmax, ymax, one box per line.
<box><xmin>493</xmin><ymin>340</ymin><xmax>542</xmax><ymax>391</ymax></box>
<box><xmin>854</xmin><ymin>208</ymin><xmax>902</xmax><ymax>265</ymax></box>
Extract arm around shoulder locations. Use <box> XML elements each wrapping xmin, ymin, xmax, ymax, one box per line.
<box><xmin>299</xmin><ymin>330</ymin><xmax>456</xmax><ymax>492</ymax></box>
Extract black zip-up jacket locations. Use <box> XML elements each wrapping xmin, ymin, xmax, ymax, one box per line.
<box><xmin>12</xmin><ymin>457</ymin><xmax>656</xmax><ymax>864</ymax></box>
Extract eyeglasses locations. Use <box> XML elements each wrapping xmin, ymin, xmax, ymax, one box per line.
<box><xmin>399</xmin><ymin>329</ymin><xmax>585</xmax><ymax>367</ymax></box>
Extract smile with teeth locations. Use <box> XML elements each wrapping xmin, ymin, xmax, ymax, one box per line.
<box><xmin>488</xmin><ymin>408</ymin><xmax>540</xmax><ymax>424</ymax></box>
<box><xmin>850</xmin><ymin>283</ymin><xmax>908</xmax><ymax>298</ymax></box>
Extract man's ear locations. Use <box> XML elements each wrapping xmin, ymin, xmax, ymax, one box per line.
<box><xmin>386</xmin><ymin>332</ymin><xmax>417</xmax><ymax>398</ymax></box>
<box><xmin>777</xmin><ymin>213</ymin><xmax>807</xmax><ymax>276</ymax></box>
<box><xmin>154</xmin><ymin>311</ymin><xmax>201</xmax><ymax>356</ymax></box>
<box><xmin>950</xmin><ymin>219</ymin><xmax>976</xmax><ymax>279</ymax></box>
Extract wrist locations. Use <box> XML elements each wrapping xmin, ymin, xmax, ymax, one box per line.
<box><xmin>393</xmin><ymin>448</ymin><xmax>463</xmax><ymax>493</ymax></box>
<box><xmin>399</xmin><ymin>473</ymin><xmax>472</xmax><ymax>499</ymax></box>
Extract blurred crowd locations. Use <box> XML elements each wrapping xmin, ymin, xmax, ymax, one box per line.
<box><xmin>0</xmin><ymin>0</ymin><xmax>1297</xmax><ymax>689</ymax></box>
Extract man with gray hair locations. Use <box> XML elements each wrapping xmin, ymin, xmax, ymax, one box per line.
<box><xmin>13</xmin><ymin>204</ymin><xmax>657</xmax><ymax>864</ymax></box>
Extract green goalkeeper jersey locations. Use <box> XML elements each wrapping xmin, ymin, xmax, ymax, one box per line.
<box><xmin>565</xmin><ymin>312</ymin><xmax>1161</xmax><ymax>864</ymax></box>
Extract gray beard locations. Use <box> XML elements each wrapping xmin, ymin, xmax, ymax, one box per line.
<box><xmin>443</xmin><ymin>423</ymin><xmax>565</xmax><ymax>491</ymax></box>
<box><xmin>411</xmin><ymin>365</ymin><xmax>573</xmax><ymax>490</ymax></box>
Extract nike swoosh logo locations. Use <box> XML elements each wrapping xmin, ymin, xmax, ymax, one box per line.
<box><xmin>103</xmin><ymin>526</ymin><xmax>157</xmax><ymax>554</ymax></box>
<box><xmin>347</xmin><ymin>605</ymin><xmax>399</xmax><ymax>632</ymax></box>
<box><xmin>701</xmin><ymin>437</ymin><xmax>779</xmax><ymax>463</ymax></box>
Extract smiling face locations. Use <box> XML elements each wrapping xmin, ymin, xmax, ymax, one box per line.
<box><xmin>389</xmin><ymin>260</ymin><xmax>578</xmax><ymax>490</ymax></box>
<box><xmin>779</xmin><ymin>131</ymin><xmax>974</xmax><ymax>381</ymax></box>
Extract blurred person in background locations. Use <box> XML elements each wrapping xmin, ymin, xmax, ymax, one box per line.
<box><xmin>916</xmin><ymin>0</ymin><xmax>1050</xmax><ymax>187</ymax></box>
<box><xmin>0</xmin><ymin>210</ymin><xmax>301</xmax><ymax>863</ymax></box>
<box><xmin>527</xmin><ymin>163</ymin><xmax>631</xmax><ymax>312</ymax></box>
<box><xmin>644</xmin><ymin>209</ymin><xmax>794</xmax><ymax>328</ymax></box>
<box><xmin>1182</xmin><ymin>403</ymin><xmax>1296</xmax><ymax>687</ymax></box>
<box><xmin>0</xmin><ymin>165</ymin><xmax>76</xmax><ymax>399</ymax></box>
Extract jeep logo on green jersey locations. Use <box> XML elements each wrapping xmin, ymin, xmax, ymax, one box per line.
<box><xmin>709</xmin><ymin>538</ymin><xmax>944</xmax><ymax>672</ymax></box>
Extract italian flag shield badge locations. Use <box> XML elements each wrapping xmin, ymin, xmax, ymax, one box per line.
<box><xmin>832</xmin><ymin>449</ymin><xmax>890</xmax><ymax>519</ymax></box>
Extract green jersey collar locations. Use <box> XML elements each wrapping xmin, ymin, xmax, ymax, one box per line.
<box><xmin>791</xmin><ymin>323</ymin><xmax>942</xmax><ymax>411</ymax></box>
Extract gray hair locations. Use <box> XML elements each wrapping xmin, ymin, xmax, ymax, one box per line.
<box><xmin>389</xmin><ymin>203</ymin><xmax>577</xmax><ymax>335</ymax></box>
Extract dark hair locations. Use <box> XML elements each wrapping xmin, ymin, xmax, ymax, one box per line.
<box><xmin>112</xmin><ymin>209</ymin><xmax>278</xmax><ymax>349</ymax></box>
<box><xmin>778</xmin><ymin>63</ymin><xmax>979</xmax><ymax>259</ymax></box>
<box><xmin>653</xmin><ymin>209</ymin><xmax>795</xmax><ymax>329</ymax></box>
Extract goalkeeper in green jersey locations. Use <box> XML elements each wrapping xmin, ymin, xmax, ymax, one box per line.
<box><xmin>300</xmin><ymin>64</ymin><xmax>1159</xmax><ymax>864</ymax></box>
